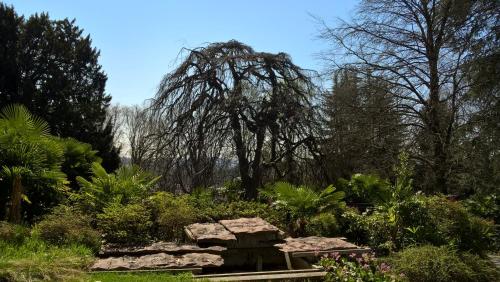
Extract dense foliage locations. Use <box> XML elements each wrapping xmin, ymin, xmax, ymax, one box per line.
<box><xmin>320</xmin><ymin>252</ymin><xmax>398</xmax><ymax>282</ymax></box>
<box><xmin>34</xmin><ymin>205</ymin><xmax>101</xmax><ymax>252</ymax></box>
<box><xmin>0</xmin><ymin>3</ymin><xmax>120</xmax><ymax>171</ymax></box>
<box><xmin>387</xmin><ymin>245</ymin><xmax>499</xmax><ymax>282</ymax></box>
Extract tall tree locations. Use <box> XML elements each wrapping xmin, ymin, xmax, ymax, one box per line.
<box><xmin>323</xmin><ymin>69</ymin><xmax>403</xmax><ymax>180</ymax></box>
<box><xmin>152</xmin><ymin>41</ymin><xmax>319</xmax><ymax>199</ymax></box>
<box><xmin>0</xmin><ymin>4</ymin><xmax>120</xmax><ymax>171</ymax></box>
<box><xmin>319</xmin><ymin>0</ymin><xmax>498</xmax><ymax>193</ymax></box>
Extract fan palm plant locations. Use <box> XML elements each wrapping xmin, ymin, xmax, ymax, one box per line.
<box><xmin>0</xmin><ymin>105</ymin><xmax>67</xmax><ymax>223</ymax></box>
<box><xmin>260</xmin><ymin>182</ymin><xmax>346</xmax><ymax>236</ymax></box>
<box><xmin>76</xmin><ymin>162</ymin><xmax>160</xmax><ymax>213</ymax></box>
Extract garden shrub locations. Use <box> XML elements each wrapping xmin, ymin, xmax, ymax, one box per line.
<box><xmin>35</xmin><ymin>205</ymin><xmax>102</xmax><ymax>252</ymax></box>
<box><xmin>342</xmin><ymin>195</ymin><xmax>496</xmax><ymax>254</ymax></box>
<box><xmin>148</xmin><ymin>192</ymin><xmax>198</xmax><ymax>242</ymax></box>
<box><xmin>337</xmin><ymin>173</ymin><xmax>391</xmax><ymax>206</ymax></box>
<box><xmin>306</xmin><ymin>213</ymin><xmax>340</xmax><ymax>237</ymax></box>
<box><xmin>97</xmin><ymin>203</ymin><xmax>152</xmax><ymax>245</ymax></box>
<box><xmin>388</xmin><ymin>245</ymin><xmax>499</xmax><ymax>282</ymax></box>
<box><xmin>0</xmin><ymin>221</ymin><xmax>29</xmax><ymax>244</ymax></box>
<box><xmin>337</xmin><ymin>207</ymin><xmax>369</xmax><ymax>245</ymax></box>
<box><xmin>320</xmin><ymin>252</ymin><xmax>399</xmax><ymax>282</ymax></box>
<box><xmin>424</xmin><ymin>196</ymin><xmax>495</xmax><ymax>254</ymax></box>
<box><xmin>463</xmin><ymin>193</ymin><xmax>499</xmax><ymax>223</ymax></box>
<box><xmin>76</xmin><ymin>163</ymin><xmax>159</xmax><ymax>214</ymax></box>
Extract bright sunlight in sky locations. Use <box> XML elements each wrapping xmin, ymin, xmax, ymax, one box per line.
<box><xmin>4</xmin><ymin>0</ymin><xmax>358</xmax><ymax>105</ymax></box>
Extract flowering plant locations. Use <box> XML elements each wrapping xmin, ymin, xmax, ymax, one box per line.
<box><xmin>320</xmin><ymin>252</ymin><xmax>404</xmax><ymax>282</ymax></box>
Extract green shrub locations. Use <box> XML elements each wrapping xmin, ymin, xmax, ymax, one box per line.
<box><xmin>463</xmin><ymin>194</ymin><xmax>499</xmax><ymax>223</ymax></box>
<box><xmin>76</xmin><ymin>163</ymin><xmax>159</xmax><ymax>214</ymax></box>
<box><xmin>34</xmin><ymin>205</ymin><xmax>102</xmax><ymax>252</ymax></box>
<box><xmin>97</xmin><ymin>203</ymin><xmax>152</xmax><ymax>245</ymax></box>
<box><xmin>215</xmin><ymin>178</ymin><xmax>244</xmax><ymax>202</ymax></box>
<box><xmin>148</xmin><ymin>192</ymin><xmax>198</xmax><ymax>242</ymax></box>
<box><xmin>321</xmin><ymin>252</ymin><xmax>398</xmax><ymax>282</ymax></box>
<box><xmin>0</xmin><ymin>221</ymin><xmax>29</xmax><ymax>244</ymax></box>
<box><xmin>343</xmin><ymin>195</ymin><xmax>496</xmax><ymax>254</ymax></box>
<box><xmin>260</xmin><ymin>182</ymin><xmax>345</xmax><ymax>236</ymax></box>
<box><xmin>60</xmin><ymin>137</ymin><xmax>102</xmax><ymax>192</ymax></box>
<box><xmin>337</xmin><ymin>173</ymin><xmax>391</xmax><ymax>205</ymax></box>
<box><xmin>388</xmin><ymin>245</ymin><xmax>499</xmax><ymax>282</ymax></box>
<box><xmin>424</xmin><ymin>196</ymin><xmax>495</xmax><ymax>254</ymax></box>
<box><xmin>337</xmin><ymin>207</ymin><xmax>369</xmax><ymax>245</ymax></box>
<box><xmin>306</xmin><ymin>213</ymin><xmax>340</xmax><ymax>237</ymax></box>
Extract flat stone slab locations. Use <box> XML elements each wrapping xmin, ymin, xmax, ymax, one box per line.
<box><xmin>90</xmin><ymin>252</ymin><xmax>224</xmax><ymax>271</ymax></box>
<box><xmin>219</xmin><ymin>217</ymin><xmax>284</xmax><ymax>236</ymax></box>
<box><xmin>274</xmin><ymin>236</ymin><xmax>361</xmax><ymax>253</ymax></box>
<box><xmin>99</xmin><ymin>241</ymin><xmax>226</xmax><ymax>257</ymax></box>
<box><xmin>185</xmin><ymin>223</ymin><xmax>236</xmax><ymax>245</ymax></box>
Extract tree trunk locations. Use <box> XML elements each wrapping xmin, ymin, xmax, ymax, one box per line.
<box><xmin>8</xmin><ymin>174</ymin><xmax>23</xmax><ymax>224</ymax></box>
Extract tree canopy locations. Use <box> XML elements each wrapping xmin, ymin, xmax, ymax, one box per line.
<box><xmin>0</xmin><ymin>3</ymin><xmax>120</xmax><ymax>171</ymax></box>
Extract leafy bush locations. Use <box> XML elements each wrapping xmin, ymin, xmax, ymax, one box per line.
<box><xmin>337</xmin><ymin>207</ymin><xmax>369</xmax><ymax>245</ymax></box>
<box><xmin>75</xmin><ymin>163</ymin><xmax>159</xmax><ymax>214</ymax></box>
<box><xmin>388</xmin><ymin>245</ymin><xmax>499</xmax><ymax>282</ymax></box>
<box><xmin>320</xmin><ymin>252</ymin><xmax>398</xmax><ymax>282</ymax></box>
<box><xmin>148</xmin><ymin>192</ymin><xmax>198</xmax><ymax>241</ymax></box>
<box><xmin>60</xmin><ymin>137</ymin><xmax>101</xmax><ymax>191</ymax></box>
<box><xmin>97</xmin><ymin>203</ymin><xmax>152</xmax><ymax>245</ymax></box>
<box><xmin>214</xmin><ymin>178</ymin><xmax>245</xmax><ymax>202</ymax></box>
<box><xmin>260</xmin><ymin>182</ymin><xmax>345</xmax><ymax>236</ymax></box>
<box><xmin>344</xmin><ymin>195</ymin><xmax>496</xmax><ymax>254</ymax></box>
<box><xmin>0</xmin><ymin>235</ymin><xmax>93</xmax><ymax>281</ymax></box>
<box><xmin>306</xmin><ymin>213</ymin><xmax>340</xmax><ymax>237</ymax></box>
<box><xmin>424</xmin><ymin>196</ymin><xmax>495</xmax><ymax>254</ymax></box>
<box><xmin>0</xmin><ymin>221</ymin><xmax>29</xmax><ymax>244</ymax></box>
<box><xmin>337</xmin><ymin>174</ymin><xmax>391</xmax><ymax>205</ymax></box>
<box><xmin>463</xmin><ymin>193</ymin><xmax>499</xmax><ymax>223</ymax></box>
<box><xmin>34</xmin><ymin>205</ymin><xmax>101</xmax><ymax>252</ymax></box>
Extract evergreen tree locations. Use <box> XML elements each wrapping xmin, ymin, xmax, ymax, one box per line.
<box><xmin>0</xmin><ymin>3</ymin><xmax>120</xmax><ymax>171</ymax></box>
<box><xmin>323</xmin><ymin>69</ymin><xmax>403</xmax><ymax>180</ymax></box>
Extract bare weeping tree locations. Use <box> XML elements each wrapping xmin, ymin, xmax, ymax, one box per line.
<box><xmin>319</xmin><ymin>0</ymin><xmax>498</xmax><ymax>193</ymax></box>
<box><xmin>151</xmin><ymin>40</ymin><xmax>319</xmax><ymax>199</ymax></box>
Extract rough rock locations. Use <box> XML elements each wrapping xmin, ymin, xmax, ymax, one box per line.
<box><xmin>90</xmin><ymin>252</ymin><xmax>224</xmax><ymax>271</ymax></box>
<box><xmin>184</xmin><ymin>223</ymin><xmax>236</xmax><ymax>245</ymax></box>
<box><xmin>274</xmin><ymin>236</ymin><xmax>361</xmax><ymax>253</ymax></box>
<box><xmin>219</xmin><ymin>217</ymin><xmax>284</xmax><ymax>236</ymax></box>
<box><xmin>99</xmin><ymin>241</ymin><xmax>226</xmax><ymax>257</ymax></box>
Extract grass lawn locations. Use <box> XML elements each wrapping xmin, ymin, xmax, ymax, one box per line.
<box><xmin>87</xmin><ymin>272</ymin><xmax>195</xmax><ymax>282</ymax></box>
<box><xmin>0</xmin><ymin>236</ymin><xmax>93</xmax><ymax>281</ymax></box>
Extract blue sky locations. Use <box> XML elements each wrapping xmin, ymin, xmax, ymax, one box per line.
<box><xmin>5</xmin><ymin>1</ymin><xmax>358</xmax><ymax>105</ymax></box>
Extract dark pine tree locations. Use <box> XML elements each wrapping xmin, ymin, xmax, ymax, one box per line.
<box><xmin>0</xmin><ymin>3</ymin><xmax>120</xmax><ymax>171</ymax></box>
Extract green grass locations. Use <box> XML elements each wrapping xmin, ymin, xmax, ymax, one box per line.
<box><xmin>86</xmin><ymin>272</ymin><xmax>195</xmax><ymax>282</ymax></box>
<box><xmin>0</xmin><ymin>236</ymin><xmax>93</xmax><ymax>281</ymax></box>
